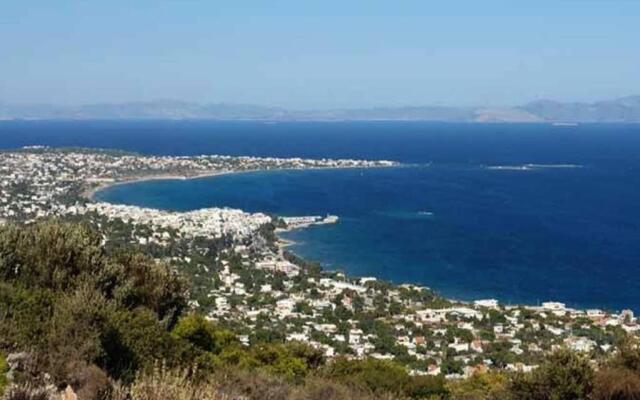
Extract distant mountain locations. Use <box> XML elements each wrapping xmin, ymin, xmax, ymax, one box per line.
<box><xmin>520</xmin><ymin>96</ymin><xmax>640</xmax><ymax>123</ymax></box>
<box><xmin>0</xmin><ymin>101</ymin><xmax>285</xmax><ymax>120</ymax></box>
<box><xmin>1</xmin><ymin>96</ymin><xmax>640</xmax><ymax>122</ymax></box>
<box><xmin>290</xmin><ymin>106</ymin><xmax>478</xmax><ymax>122</ymax></box>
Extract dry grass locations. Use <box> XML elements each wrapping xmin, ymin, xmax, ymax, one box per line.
<box><xmin>289</xmin><ymin>376</ymin><xmax>393</xmax><ymax>400</ymax></box>
<box><xmin>108</xmin><ymin>367</ymin><xmax>396</xmax><ymax>400</ymax></box>
<box><xmin>2</xmin><ymin>384</ymin><xmax>55</xmax><ymax>400</ymax></box>
<box><xmin>593</xmin><ymin>368</ymin><xmax>640</xmax><ymax>400</ymax></box>
<box><xmin>124</xmin><ymin>366</ymin><xmax>228</xmax><ymax>400</ymax></box>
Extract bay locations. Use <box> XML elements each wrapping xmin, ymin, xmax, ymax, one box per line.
<box><xmin>2</xmin><ymin>120</ymin><xmax>640</xmax><ymax>310</ymax></box>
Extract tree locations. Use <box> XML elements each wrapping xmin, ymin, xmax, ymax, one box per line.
<box><xmin>171</xmin><ymin>314</ymin><xmax>236</xmax><ymax>355</ymax></box>
<box><xmin>485</xmin><ymin>341</ymin><xmax>517</xmax><ymax>369</ymax></box>
<box><xmin>286</xmin><ymin>341</ymin><xmax>326</xmax><ymax>370</ymax></box>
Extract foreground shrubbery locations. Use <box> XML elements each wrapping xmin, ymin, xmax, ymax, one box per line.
<box><xmin>0</xmin><ymin>221</ymin><xmax>441</xmax><ymax>399</ymax></box>
<box><xmin>2</xmin><ymin>220</ymin><xmax>640</xmax><ymax>400</ymax></box>
<box><xmin>0</xmin><ymin>221</ymin><xmax>188</xmax><ymax>386</ymax></box>
<box><xmin>0</xmin><ymin>354</ymin><xmax>7</xmax><ymax>393</ymax></box>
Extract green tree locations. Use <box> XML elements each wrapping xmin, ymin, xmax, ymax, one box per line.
<box><xmin>171</xmin><ymin>314</ymin><xmax>237</xmax><ymax>355</ymax></box>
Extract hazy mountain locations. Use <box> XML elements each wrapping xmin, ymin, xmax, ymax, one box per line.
<box><xmin>0</xmin><ymin>101</ymin><xmax>285</xmax><ymax>120</ymax></box>
<box><xmin>520</xmin><ymin>96</ymin><xmax>640</xmax><ymax>123</ymax></box>
<box><xmin>289</xmin><ymin>106</ymin><xmax>478</xmax><ymax>122</ymax></box>
<box><xmin>1</xmin><ymin>96</ymin><xmax>640</xmax><ymax>122</ymax></box>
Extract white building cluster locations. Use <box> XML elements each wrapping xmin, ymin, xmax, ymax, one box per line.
<box><xmin>0</xmin><ymin>147</ymin><xmax>396</xmax><ymax>224</ymax></box>
<box><xmin>66</xmin><ymin>202</ymin><xmax>272</xmax><ymax>244</ymax></box>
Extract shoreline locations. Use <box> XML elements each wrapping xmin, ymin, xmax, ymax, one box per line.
<box><xmin>85</xmin><ymin>164</ymin><xmax>400</xmax><ymax>201</ymax></box>
<box><xmin>83</xmin><ymin>163</ymin><xmax>630</xmax><ymax>314</ymax></box>
<box><xmin>83</xmin><ymin>169</ymin><xmax>240</xmax><ymax>201</ymax></box>
<box><xmin>275</xmin><ymin>223</ymin><xmax>625</xmax><ymax>313</ymax></box>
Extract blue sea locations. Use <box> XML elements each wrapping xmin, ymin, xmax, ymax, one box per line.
<box><xmin>1</xmin><ymin>120</ymin><xmax>639</xmax><ymax>311</ymax></box>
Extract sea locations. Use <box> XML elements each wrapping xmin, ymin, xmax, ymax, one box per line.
<box><xmin>1</xmin><ymin>120</ymin><xmax>639</xmax><ymax>311</ymax></box>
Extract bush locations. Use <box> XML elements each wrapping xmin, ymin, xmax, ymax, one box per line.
<box><xmin>0</xmin><ymin>284</ymin><xmax>54</xmax><ymax>353</ymax></box>
<box><xmin>0</xmin><ymin>221</ymin><xmax>189</xmax><ymax>387</ymax></box>
<box><xmin>64</xmin><ymin>363</ymin><xmax>111</xmax><ymax>400</ymax></box>
<box><xmin>593</xmin><ymin>368</ymin><xmax>640</xmax><ymax>400</ymax></box>
<box><xmin>103</xmin><ymin>252</ymin><xmax>188</xmax><ymax>328</ymax></box>
<box><xmin>0</xmin><ymin>221</ymin><xmax>103</xmax><ymax>291</ymax></box>
<box><xmin>509</xmin><ymin>349</ymin><xmax>594</xmax><ymax>400</ymax></box>
<box><xmin>610</xmin><ymin>338</ymin><xmax>640</xmax><ymax>372</ymax></box>
<box><xmin>251</xmin><ymin>344</ymin><xmax>309</xmax><ymax>383</ymax></box>
<box><xmin>321</xmin><ymin>358</ymin><xmax>410</xmax><ymax>395</ymax></box>
<box><xmin>0</xmin><ymin>353</ymin><xmax>8</xmax><ymax>394</ymax></box>
<box><xmin>101</xmin><ymin>307</ymin><xmax>181</xmax><ymax>381</ymax></box>
<box><xmin>447</xmin><ymin>372</ymin><xmax>509</xmax><ymax>400</ymax></box>
<box><xmin>290</xmin><ymin>376</ymin><xmax>388</xmax><ymax>400</ymax></box>
<box><xmin>172</xmin><ymin>315</ymin><xmax>237</xmax><ymax>355</ymax></box>
<box><xmin>405</xmin><ymin>375</ymin><xmax>449</xmax><ymax>399</ymax></box>
<box><xmin>211</xmin><ymin>368</ymin><xmax>290</xmax><ymax>400</ymax></box>
<box><xmin>125</xmin><ymin>366</ymin><xmax>225</xmax><ymax>400</ymax></box>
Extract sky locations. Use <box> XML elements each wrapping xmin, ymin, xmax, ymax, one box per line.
<box><xmin>1</xmin><ymin>1</ymin><xmax>639</xmax><ymax>109</ymax></box>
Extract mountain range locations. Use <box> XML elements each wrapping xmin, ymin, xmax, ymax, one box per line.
<box><xmin>1</xmin><ymin>96</ymin><xmax>640</xmax><ymax>123</ymax></box>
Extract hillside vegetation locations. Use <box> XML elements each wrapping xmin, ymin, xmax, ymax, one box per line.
<box><xmin>1</xmin><ymin>221</ymin><xmax>640</xmax><ymax>399</ymax></box>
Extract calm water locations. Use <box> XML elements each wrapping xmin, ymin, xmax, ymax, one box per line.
<box><xmin>2</xmin><ymin>120</ymin><xmax>640</xmax><ymax>311</ymax></box>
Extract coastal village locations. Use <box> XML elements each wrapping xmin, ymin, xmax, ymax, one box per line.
<box><xmin>0</xmin><ymin>146</ymin><xmax>637</xmax><ymax>380</ymax></box>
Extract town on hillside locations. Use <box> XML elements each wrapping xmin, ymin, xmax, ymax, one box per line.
<box><xmin>0</xmin><ymin>147</ymin><xmax>637</xmax><ymax>379</ymax></box>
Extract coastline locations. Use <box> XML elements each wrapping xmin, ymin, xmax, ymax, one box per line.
<box><xmin>84</xmin><ymin>162</ymin><xmax>632</xmax><ymax>313</ymax></box>
<box><xmin>83</xmin><ymin>170</ymin><xmax>237</xmax><ymax>201</ymax></box>
<box><xmin>85</xmin><ymin>164</ymin><xmax>399</xmax><ymax>201</ymax></box>
<box><xmin>4</xmin><ymin>140</ymin><xmax>640</xmax><ymax>382</ymax></box>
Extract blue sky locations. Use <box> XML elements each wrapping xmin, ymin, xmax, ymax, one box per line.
<box><xmin>1</xmin><ymin>1</ymin><xmax>639</xmax><ymax>108</ymax></box>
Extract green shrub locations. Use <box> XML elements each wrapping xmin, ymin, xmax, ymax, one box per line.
<box><xmin>404</xmin><ymin>375</ymin><xmax>449</xmax><ymax>399</ymax></box>
<box><xmin>0</xmin><ymin>283</ymin><xmax>54</xmax><ymax>350</ymax></box>
<box><xmin>101</xmin><ymin>307</ymin><xmax>180</xmax><ymax>381</ymax></box>
<box><xmin>172</xmin><ymin>314</ymin><xmax>237</xmax><ymax>355</ymax></box>
<box><xmin>0</xmin><ymin>221</ymin><xmax>189</xmax><ymax>386</ymax></box>
<box><xmin>104</xmin><ymin>252</ymin><xmax>188</xmax><ymax>328</ymax></box>
<box><xmin>447</xmin><ymin>372</ymin><xmax>509</xmax><ymax>400</ymax></box>
<box><xmin>509</xmin><ymin>349</ymin><xmax>594</xmax><ymax>400</ymax></box>
<box><xmin>321</xmin><ymin>357</ymin><xmax>410</xmax><ymax>395</ymax></box>
<box><xmin>0</xmin><ymin>352</ymin><xmax>8</xmax><ymax>394</ymax></box>
<box><xmin>0</xmin><ymin>221</ymin><xmax>103</xmax><ymax>291</ymax></box>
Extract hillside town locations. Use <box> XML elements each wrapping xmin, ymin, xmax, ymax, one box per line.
<box><xmin>0</xmin><ymin>146</ymin><xmax>394</xmax><ymax>222</ymax></box>
<box><xmin>0</xmin><ymin>146</ymin><xmax>638</xmax><ymax>380</ymax></box>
